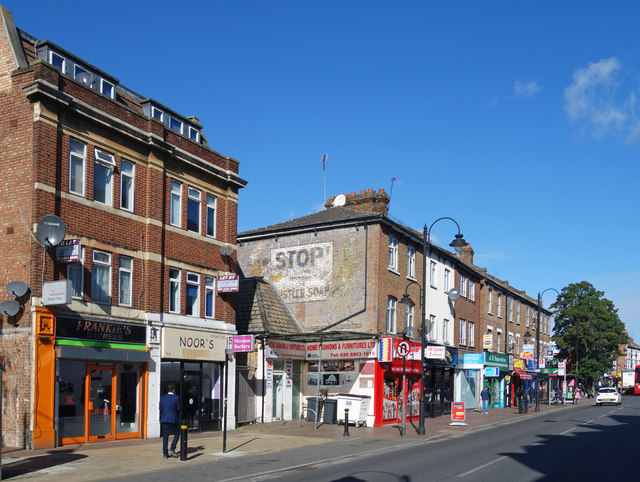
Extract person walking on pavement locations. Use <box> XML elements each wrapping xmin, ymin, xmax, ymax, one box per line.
<box><xmin>160</xmin><ymin>384</ymin><xmax>182</xmax><ymax>459</ymax></box>
<box><xmin>528</xmin><ymin>386</ymin><xmax>535</xmax><ymax>408</ymax></box>
<box><xmin>481</xmin><ymin>386</ymin><xmax>490</xmax><ymax>414</ymax></box>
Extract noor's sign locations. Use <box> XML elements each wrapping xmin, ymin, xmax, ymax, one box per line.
<box><xmin>162</xmin><ymin>327</ymin><xmax>226</xmax><ymax>361</ymax></box>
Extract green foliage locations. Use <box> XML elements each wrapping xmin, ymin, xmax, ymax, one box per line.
<box><xmin>552</xmin><ymin>281</ymin><xmax>627</xmax><ymax>385</ymax></box>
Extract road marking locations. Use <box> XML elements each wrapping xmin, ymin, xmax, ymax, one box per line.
<box><xmin>559</xmin><ymin>427</ymin><xmax>576</xmax><ymax>435</ymax></box>
<box><xmin>457</xmin><ymin>456</ymin><xmax>507</xmax><ymax>477</ymax></box>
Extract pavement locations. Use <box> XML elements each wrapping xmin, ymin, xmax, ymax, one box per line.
<box><xmin>0</xmin><ymin>401</ymin><xmax>575</xmax><ymax>481</ymax></box>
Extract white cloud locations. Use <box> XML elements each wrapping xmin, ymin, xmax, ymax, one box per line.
<box><xmin>513</xmin><ymin>80</ymin><xmax>541</xmax><ymax>98</ymax></box>
<box><xmin>564</xmin><ymin>57</ymin><xmax>640</xmax><ymax>141</ymax></box>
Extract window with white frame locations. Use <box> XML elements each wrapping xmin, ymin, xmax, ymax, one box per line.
<box><xmin>508</xmin><ymin>297</ymin><xmax>514</xmax><ymax>322</ymax></box>
<box><xmin>386</xmin><ymin>297</ymin><xmax>397</xmax><ymax>333</ymax></box>
<box><xmin>118</xmin><ymin>256</ymin><xmax>133</xmax><ymax>306</ymax></box>
<box><xmin>93</xmin><ymin>148</ymin><xmax>115</xmax><ymax>205</ymax></box>
<box><xmin>488</xmin><ymin>289</ymin><xmax>493</xmax><ymax>314</ymax></box>
<box><xmin>516</xmin><ymin>300</ymin><xmax>521</xmax><ymax>324</ymax></box>
<box><xmin>206</xmin><ymin>194</ymin><xmax>217</xmax><ymax>238</ymax></box>
<box><xmin>169</xmin><ymin>268</ymin><xmax>180</xmax><ymax>313</ymax></box>
<box><xmin>170</xmin><ymin>180</ymin><xmax>182</xmax><ymax>227</ymax></box>
<box><xmin>100</xmin><ymin>78</ymin><xmax>114</xmax><ymax>98</ymax></box>
<box><xmin>516</xmin><ymin>334</ymin><xmax>521</xmax><ymax>355</ymax></box>
<box><xmin>468</xmin><ymin>321</ymin><xmax>475</xmax><ymax>347</ymax></box>
<box><xmin>469</xmin><ymin>279</ymin><xmax>475</xmax><ymax>301</ymax></box>
<box><xmin>67</xmin><ymin>246</ymin><xmax>85</xmax><ymax>299</ymax></box>
<box><xmin>405</xmin><ymin>303</ymin><xmax>414</xmax><ymax>330</ymax></box>
<box><xmin>388</xmin><ymin>236</ymin><xmax>398</xmax><ymax>271</ymax></box>
<box><xmin>460</xmin><ymin>275</ymin><xmax>468</xmax><ymax>297</ymax></box>
<box><xmin>205</xmin><ymin>277</ymin><xmax>215</xmax><ymax>318</ymax></box>
<box><xmin>186</xmin><ymin>272</ymin><xmax>200</xmax><ymax>316</ymax></box>
<box><xmin>508</xmin><ymin>332</ymin><xmax>515</xmax><ymax>352</ymax></box>
<box><xmin>532</xmin><ymin>311</ymin><xmax>537</xmax><ymax>332</ymax></box>
<box><xmin>444</xmin><ymin>268</ymin><xmax>450</xmax><ymax>292</ymax></box>
<box><xmin>526</xmin><ymin>307</ymin><xmax>530</xmax><ymax>328</ymax></box>
<box><xmin>69</xmin><ymin>138</ymin><xmax>86</xmax><ymax>196</ymax></box>
<box><xmin>430</xmin><ymin>261</ymin><xmax>437</xmax><ymax>287</ymax></box>
<box><xmin>497</xmin><ymin>293</ymin><xmax>503</xmax><ymax>317</ymax></box>
<box><xmin>407</xmin><ymin>246</ymin><xmax>416</xmax><ymax>279</ymax></box>
<box><xmin>50</xmin><ymin>52</ymin><xmax>65</xmax><ymax>72</ymax></box>
<box><xmin>74</xmin><ymin>65</ymin><xmax>88</xmax><ymax>82</ymax></box>
<box><xmin>459</xmin><ymin>319</ymin><xmax>467</xmax><ymax>345</ymax></box>
<box><xmin>429</xmin><ymin>315</ymin><xmax>437</xmax><ymax>341</ymax></box>
<box><xmin>170</xmin><ymin>117</ymin><xmax>183</xmax><ymax>134</ymax></box>
<box><xmin>443</xmin><ymin>318</ymin><xmax>449</xmax><ymax>344</ymax></box>
<box><xmin>151</xmin><ymin>106</ymin><xmax>164</xmax><ymax>121</ymax></box>
<box><xmin>120</xmin><ymin>159</ymin><xmax>135</xmax><ymax>212</ymax></box>
<box><xmin>91</xmin><ymin>250</ymin><xmax>111</xmax><ymax>304</ymax></box>
<box><xmin>187</xmin><ymin>187</ymin><xmax>201</xmax><ymax>233</ymax></box>
<box><xmin>188</xmin><ymin>126</ymin><xmax>200</xmax><ymax>142</ymax></box>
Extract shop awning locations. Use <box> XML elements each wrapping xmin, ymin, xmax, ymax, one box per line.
<box><xmin>513</xmin><ymin>369</ymin><xmax>533</xmax><ymax>380</ymax></box>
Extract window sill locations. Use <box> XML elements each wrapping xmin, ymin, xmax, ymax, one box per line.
<box><xmin>388</xmin><ymin>267</ymin><xmax>400</xmax><ymax>276</ymax></box>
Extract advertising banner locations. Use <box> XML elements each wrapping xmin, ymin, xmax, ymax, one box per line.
<box><xmin>450</xmin><ymin>402</ymin><xmax>466</xmax><ymax>425</ymax></box>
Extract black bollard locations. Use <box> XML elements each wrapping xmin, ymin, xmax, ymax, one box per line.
<box><xmin>180</xmin><ymin>424</ymin><xmax>188</xmax><ymax>461</ymax></box>
<box><xmin>343</xmin><ymin>409</ymin><xmax>350</xmax><ymax>437</ymax></box>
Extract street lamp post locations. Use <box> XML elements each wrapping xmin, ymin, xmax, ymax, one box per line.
<box><xmin>535</xmin><ymin>288</ymin><xmax>559</xmax><ymax>412</ymax></box>
<box><xmin>402</xmin><ymin>218</ymin><xmax>466</xmax><ymax>436</ymax></box>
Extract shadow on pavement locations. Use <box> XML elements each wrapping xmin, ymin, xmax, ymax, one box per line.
<box><xmin>2</xmin><ymin>450</ymin><xmax>87</xmax><ymax>479</ymax></box>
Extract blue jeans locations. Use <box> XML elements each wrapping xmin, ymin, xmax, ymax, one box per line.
<box><xmin>162</xmin><ymin>423</ymin><xmax>180</xmax><ymax>457</ymax></box>
<box><xmin>482</xmin><ymin>399</ymin><xmax>489</xmax><ymax>413</ymax></box>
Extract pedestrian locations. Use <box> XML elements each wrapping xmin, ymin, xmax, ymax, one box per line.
<box><xmin>528</xmin><ymin>386</ymin><xmax>535</xmax><ymax>407</ymax></box>
<box><xmin>574</xmin><ymin>387</ymin><xmax>581</xmax><ymax>404</ymax></box>
<box><xmin>160</xmin><ymin>383</ymin><xmax>182</xmax><ymax>459</ymax></box>
<box><xmin>481</xmin><ymin>386</ymin><xmax>490</xmax><ymax>414</ymax></box>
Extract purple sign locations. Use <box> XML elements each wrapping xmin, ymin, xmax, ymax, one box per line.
<box><xmin>55</xmin><ymin>239</ymin><xmax>80</xmax><ymax>263</ymax></box>
<box><xmin>232</xmin><ymin>335</ymin><xmax>255</xmax><ymax>352</ymax></box>
<box><xmin>217</xmin><ymin>275</ymin><xmax>239</xmax><ymax>293</ymax></box>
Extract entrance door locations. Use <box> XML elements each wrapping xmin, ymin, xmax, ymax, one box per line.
<box><xmin>87</xmin><ymin>365</ymin><xmax>116</xmax><ymax>441</ymax></box>
<box><xmin>272</xmin><ymin>372</ymin><xmax>284</xmax><ymax>420</ymax></box>
<box><xmin>182</xmin><ymin>372</ymin><xmax>201</xmax><ymax>430</ymax></box>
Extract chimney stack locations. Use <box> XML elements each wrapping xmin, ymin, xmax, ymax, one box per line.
<box><xmin>325</xmin><ymin>188</ymin><xmax>390</xmax><ymax>216</ymax></box>
<box><xmin>459</xmin><ymin>244</ymin><xmax>474</xmax><ymax>264</ymax></box>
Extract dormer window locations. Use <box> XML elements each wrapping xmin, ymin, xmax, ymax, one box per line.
<box><xmin>188</xmin><ymin>126</ymin><xmax>199</xmax><ymax>142</ymax></box>
<box><xmin>100</xmin><ymin>79</ymin><xmax>114</xmax><ymax>99</ymax></box>
<box><xmin>170</xmin><ymin>117</ymin><xmax>183</xmax><ymax>134</ymax></box>
<box><xmin>74</xmin><ymin>65</ymin><xmax>90</xmax><ymax>84</ymax></box>
<box><xmin>50</xmin><ymin>52</ymin><xmax>65</xmax><ymax>73</ymax></box>
<box><xmin>152</xmin><ymin>107</ymin><xmax>164</xmax><ymax>121</ymax></box>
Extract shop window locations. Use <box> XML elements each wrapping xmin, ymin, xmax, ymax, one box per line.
<box><xmin>58</xmin><ymin>359</ymin><xmax>87</xmax><ymax>439</ymax></box>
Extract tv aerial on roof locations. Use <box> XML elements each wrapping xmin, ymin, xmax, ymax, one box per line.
<box><xmin>36</xmin><ymin>215</ymin><xmax>66</xmax><ymax>247</ymax></box>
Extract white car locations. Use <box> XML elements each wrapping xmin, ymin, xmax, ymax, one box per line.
<box><xmin>595</xmin><ymin>387</ymin><xmax>621</xmax><ymax>406</ymax></box>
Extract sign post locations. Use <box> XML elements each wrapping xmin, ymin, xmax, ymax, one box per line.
<box><xmin>449</xmin><ymin>402</ymin><xmax>467</xmax><ymax>426</ymax></box>
<box><xmin>397</xmin><ymin>340</ymin><xmax>410</xmax><ymax>437</ymax></box>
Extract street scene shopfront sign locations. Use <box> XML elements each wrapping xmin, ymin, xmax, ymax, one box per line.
<box><xmin>217</xmin><ymin>275</ymin><xmax>239</xmax><ymax>293</ymax></box>
<box><xmin>267</xmin><ymin>338</ymin><xmax>377</xmax><ymax>360</ymax></box>
<box><xmin>56</xmin><ymin>317</ymin><xmax>146</xmax><ymax>345</ymax></box>
<box><xmin>232</xmin><ymin>334</ymin><xmax>255</xmax><ymax>352</ymax></box>
<box><xmin>426</xmin><ymin>345</ymin><xmax>446</xmax><ymax>359</ymax></box>
<box><xmin>485</xmin><ymin>351</ymin><xmax>509</xmax><ymax>368</ymax></box>
<box><xmin>162</xmin><ymin>327</ymin><xmax>226</xmax><ymax>361</ymax></box>
<box><xmin>54</xmin><ymin>238</ymin><xmax>80</xmax><ymax>263</ymax></box>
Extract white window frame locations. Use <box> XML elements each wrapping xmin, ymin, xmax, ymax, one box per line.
<box><xmin>118</xmin><ymin>256</ymin><xmax>133</xmax><ymax>307</ymax></box>
<box><xmin>443</xmin><ymin>318</ymin><xmax>450</xmax><ymax>344</ymax></box>
<box><xmin>100</xmin><ymin>78</ymin><xmax>115</xmax><ymax>99</ymax></box>
<box><xmin>152</xmin><ymin>106</ymin><xmax>164</xmax><ymax>121</ymax></box>
<box><xmin>169</xmin><ymin>268</ymin><xmax>181</xmax><ymax>314</ymax></box>
<box><xmin>91</xmin><ymin>250</ymin><xmax>111</xmax><ymax>305</ymax></box>
<box><xmin>170</xmin><ymin>180</ymin><xmax>182</xmax><ymax>227</ymax></box>
<box><xmin>50</xmin><ymin>52</ymin><xmax>65</xmax><ymax>73</ymax></box>
<box><xmin>516</xmin><ymin>300</ymin><xmax>521</xmax><ymax>324</ymax></box>
<box><xmin>188</xmin><ymin>126</ymin><xmax>200</xmax><ymax>142</ymax></box>
<box><xmin>459</xmin><ymin>319</ymin><xmax>467</xmax><ymax>345</ymax></box>
<box><xmin>468</xmin><ymin>321</ymin><xmax>475</xmax><ymax>347</ymax></box>
<box><xmin>205</xmin><ymin>276</ymin><xmax>215</xmax><ymax>319</ymax></box>
<box><xmin>120</xmin><ymin>159</ymin><xmax>135</xmax><ymax>212</ymax></box>
<box><xmin>444</xmin><ymin>268</ymin><xmax>450</xmax><ymax>292</ymax></box>
<box><xmin>460</xmin><ymin>275</ymin><xmax>467</xmax><ymax>297</ymax></box>
<box><xmin>509</xmin><ymin>331</ymin><xmax>515</xmax><ymax>353</ymax></box>
<box><xmin>429</xmin><ymin>261</ymin><xmax>437</xmax><ymax>287</ymax></box>
<box><xmin>93</xmin><ymin>148</ymin><xmax>115</xmax><ymax>206</ymax></box>
<box><xmin>186</xmin><ymin>272</ymin><xmax>200</xmax><ymax>316</ymax></box>
<box><xmin>206</xmin><ymin>194</ymin><xmax>217</xmax><ymax>238</ymax></box>
<box><xmin>388</xmin><ymin>236</ymin><xmax>399</xmax><ymax>272</ymax></box>
<box><xmin>386</xmin><ymin>296</ymin><xmax>397</xmax><ymax>333</ymax></box>
<box><xmin>516</xmin><ymin>333</ymin><xmax>521</xmax><ymax>355</ymax></box>
<box><xmin>69</xmin><ymin>138</ymin><xmax>86</xmax><ymax>196</ymax></box>
<box><xmin>170</xmin><ymin>117</ymin><xmax>183</xmax><ymax>134</ymax></box>
<box><xmin>429</xmin><ymin>315</ymin><xmax>437</xmax><ymax>341</ymax></box>
<box><xmin>526</xmin><ymin>307</ymin><xmax>530</xmax><ymax>328</ymax></box>
<box><xmin>406</xmin><ymin>246</ymin><xmax>416</xmax><ymax>279</ymax></box>
<box><xmin>74</xmin><ymin>65</ymin><xmax>89</xmax><ymax>83</ymax></box>
<box><xmin>508</xmin><ymin>297</ymin><xmax>514</xmax><ymax>322</ymax></box>
<box><xmin>67</xmin><ymin>246</ymin><xmax>85</xmax><ymax>299</ymax></box>
<box><xmin>187</xmin><ymin>186</ymin><xmax>201</xmax><ymax>234</ymax></box>
<box><xmin>497</xmin><ymin>329</ymin><xmax>503</xmax><ymax>353</ymax></box>
<box><xmin>497</xmin><ymin>293</ymin><xmax>503</xmax><ymax>318</ymax></box>
<box><xmin>469</xmin><ymin>279</ymin><xmax>475</xmax><ymax>301</ymax></box>
<box><xmin>405</xmin><ymin>303</ymin><xmax>414</xmax><ymax>330</ymax></box>
<box><xmin>488</xmin><ymin>289</ymin><xmax>493</xmax><ymax>314</ymax></box>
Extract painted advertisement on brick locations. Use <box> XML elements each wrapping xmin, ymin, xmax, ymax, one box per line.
<box><xmin>270</xmin><ymin>241</ymin><xmax>333</xmax><ymax>302</ymax></box>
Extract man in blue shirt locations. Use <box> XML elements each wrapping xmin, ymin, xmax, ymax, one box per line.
<box><xmin>159</xmin><ymin>384</ymin><xmax>182</xmax><ymax>458</ymax></box>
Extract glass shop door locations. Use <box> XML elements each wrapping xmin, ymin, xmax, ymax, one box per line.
<box><xmin>87</xmin><ymin>365</ymin><xmax>116</xmax><ymax>441</ymax></box>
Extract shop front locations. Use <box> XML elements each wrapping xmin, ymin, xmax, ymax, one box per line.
<box><xmin>53</xmin><ymin>316</ymin><xmax>150</xmax><ymax>446</ymax></box>
<box><xmin>422</xmin><ymin>344</ymin><xmax>457</xmax><ymax>417</ymax></box>
<box><xmin>484</xmin><ymin>351</ymin><xmax>510</xmax><ymax>408</ymax></box>
<box><xmin>160</xmin><ymin>327</ymin><xmax>228</xmax><ymax>432</ymax></box>
<box><xmin>511</xmin><ymin>358</ymin><xmax>533</xmax><ymax>407</ymax></box>
<box><xmin>456</xmin><ymin>353</ymin><xmax>484</xmax><ymax>410</ymax></box>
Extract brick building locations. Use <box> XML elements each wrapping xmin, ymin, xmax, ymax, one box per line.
<box><xmin>0</xmin><ymin>6</ymin><xmax>245</xmax><ymax>448</ymax></box>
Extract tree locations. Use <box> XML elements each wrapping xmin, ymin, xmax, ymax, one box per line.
<box><xmin>552</xmin><ymin>281</ymin><xmax>627</xmax><ymax>387</ymax></box>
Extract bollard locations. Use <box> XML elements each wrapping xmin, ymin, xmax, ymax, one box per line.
<box><xmin>343</xmin><ymin>409</ymin><xmax>350</xmax><ymax>437</ymax></box>
<box><xmin>180</xmin><ymin>424</ymin><xmax>188</xmax><ymax>461</ymax></box>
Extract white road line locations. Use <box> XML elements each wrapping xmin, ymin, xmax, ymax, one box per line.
<box><xmin>458</xmin><ymin>456</ymin><xmax>507</xmax><ymax>477</ymax></box>
<box><xmin>559</xmin><ymin>427</ymin><xmax>576</xmax><ymax>435</ymax></box>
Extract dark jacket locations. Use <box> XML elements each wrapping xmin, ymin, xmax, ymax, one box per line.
<box><xmin>159</xmin><ymin>392</ymin><xmax>182</xmax><ymax>424</ymax></box>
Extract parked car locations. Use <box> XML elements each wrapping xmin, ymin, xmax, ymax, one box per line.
<box><xmin>595</xmin><ymin>387</ymin><xmax>621</xmax><ymax>406</ymax></box>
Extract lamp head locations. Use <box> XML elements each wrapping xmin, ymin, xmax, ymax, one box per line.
<box><xmin>449</xmin><ymin>233</ymin><xmax>467</xmax><ymax>254</ymax></box>
<box><xmin>524</xmin><ymin>330</ymin><xmax>533</xmax><ymax>345</ymax></box>
<box><xmin>400</xmin><ymin>293</ymin><xmax>413</xmax><ymax>306</ymax></box>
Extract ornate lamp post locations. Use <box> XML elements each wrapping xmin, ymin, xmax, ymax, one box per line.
<box><xmin>402</xmin><ymin>218</ymin><xmax>466</xmax><ymax>436</ymax></box>
<box><xmin>535</xmin><ymin>288</ymin><xmax>559</xmax><ymax>411</ymax></box>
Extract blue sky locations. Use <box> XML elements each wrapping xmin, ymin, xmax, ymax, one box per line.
<box><xmin>7</xmin><ymin>1</ymin><xmax>640</xmax><ymax>342</ymax></box>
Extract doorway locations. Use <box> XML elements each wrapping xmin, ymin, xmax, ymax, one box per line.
<box><xmin>272</xmin><ymin>371</ymin><xmax>284</xmax><ymax>420</ymax></box>
<box><xmin>88</xmin><ymin>365</ymin><xmax>116</xmax><ymax>441</ymax></box>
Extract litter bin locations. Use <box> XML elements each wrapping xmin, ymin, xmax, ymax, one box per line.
<box><xmin>306</xmin><ymin>397</ymin><xmax>323</xmax><ymax>422</ymax></box>
<box><xmin>519</xmin><ymin>396</ymin><xmax>528</xmax><ymax>414</ymax></box>
<box><xmin>323</xmin><ymin>398</ymin><xmax>337</xmax><ymax>424</ymax></box>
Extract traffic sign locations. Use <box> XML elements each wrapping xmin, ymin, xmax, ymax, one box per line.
<box><xmin>397</xmin><ymin>340</ymin><xmax>410</xmax><ymax>358</ymax></box>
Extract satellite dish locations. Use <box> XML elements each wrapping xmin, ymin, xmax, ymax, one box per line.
<box><xmin>6</xmin><ymin>280</ymin><xmax>29</xmax><ymax>298</ymax></box>
<box><xmin>403</xmin><ymin>326</ymin><xmax>418</xmax><ymax>338</ymax></box>
<box><xmin>219</xmin><ymin>245</ymin><xmax>233</xmax><ymax>257</ymax></box>
<box><xmin>0</xmin><ymin>300</ymin><xmax>20</xmax><ymax>317</ymax></box>
<box><xmin>447</xmin><ymin>288</ymin><xmax>461</xmax><ymax>302</ymax></box>
<box><xmin>333</xmin><ymin>194</ymin><xmax>346</xmax><ymax>207</ymax></box>
<box><xmin>36</xmin><ymin>215</ymin><xmax>66</xmax><ymax>247</ymax></box>
<box><xmin>76</xmin><ymin>71</ymin><xmax>92</xmax><ymax>86</ymax></box>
